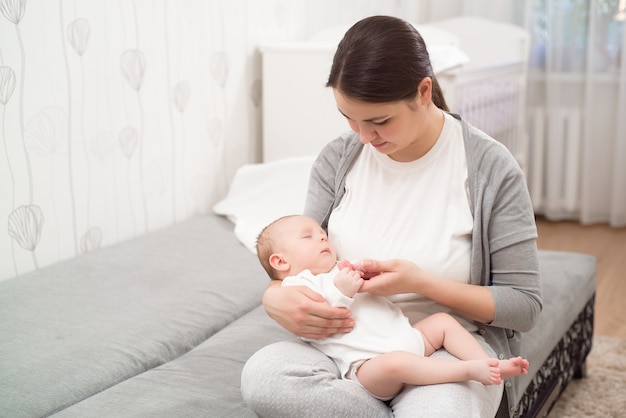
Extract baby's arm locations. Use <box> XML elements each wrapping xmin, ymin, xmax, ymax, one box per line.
<box><xmin>333</xmin><ymin>267</ymin><xmax>364</xmax><ymax>298</ymax></box>
<box><xmin>283</xmin><ymin>269</ymin><xmax>356</xmax><ymax>308</ymax></box>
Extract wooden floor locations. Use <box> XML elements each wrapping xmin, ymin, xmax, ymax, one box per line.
<box><xmin>535</xmin><ymin>216</ymin><xmax>626</xmax><ymax>339</ymax></box>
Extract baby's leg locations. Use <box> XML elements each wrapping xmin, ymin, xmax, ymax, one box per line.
<box><xmin>356</xmin><ymin>351</ymin><xmax>502</xmax><ymax>399</ymax></box>
<box><xmin>414</xmin><ymin>312</ymin><xmax>490</xmax><ymax>360</ymax></box>
<box><xmin>413</xmin><ymin>313</ymin><xmax>530</xmax><ymax>380</ymax></box>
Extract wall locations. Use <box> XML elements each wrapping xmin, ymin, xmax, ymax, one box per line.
<box><xmin>0</xmin><ymin>0</ymin><xmax>414</xmax><ymax>280</ymax></box>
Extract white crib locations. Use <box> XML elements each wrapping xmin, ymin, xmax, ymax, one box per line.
<box><xmin>261</xmin><ymin>16</ymin><xmax>530</xmax><ymax>174</ymax></box>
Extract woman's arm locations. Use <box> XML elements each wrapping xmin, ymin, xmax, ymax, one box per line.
<box><xmin>478</xmin><ymin>144</ymin><xmax>542</xmax><ymax>332</ymax></box>
<box><xmin>262</xmin><ymin>282</ymin><xmax>355</xmax><ymax>339</ymax></box>
<box><xmin>483</xmin><ymin>238</ymin><xmax>542</xmax><ymax>332</ymax></box>
<box><xmin>357</xmin><ymin>198</ymin><xmax>541</xmax><ymax>331</ymax></box>
<box><xmin>357</xmin><ymin>259</ymin><xmax>496</xmax><ymax>324</ymax></box>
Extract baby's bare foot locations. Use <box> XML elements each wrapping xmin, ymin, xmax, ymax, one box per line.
<box><xmin>468</xmin><ymin>358</ymin><xmax>502</xmax><ymax>385</ymax></box>
<box><xmin>499</xmin><ymin>356</ymin><xmax>529</xmax><ymax>379</ymax></box>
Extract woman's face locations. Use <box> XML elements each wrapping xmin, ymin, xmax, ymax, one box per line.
<box><xmin>333</xmin><ymin>84</ymin><xmax>438</xmax><ymax>162</ymax></box>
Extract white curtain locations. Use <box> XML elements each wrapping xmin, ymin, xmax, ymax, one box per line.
<box><xmin>525</xmin><ymin>0</ymin><xmax>626</xmax><ymax>227</ymax></box>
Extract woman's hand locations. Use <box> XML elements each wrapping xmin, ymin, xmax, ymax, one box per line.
<box><xmin>263</xmin><ymin>283</ymin><xmax>355</xmax><ymax>339</ymax></box>
<box><xmin>358</xmin><ymin>258</ymin><xmax>496</xmax><ymax>324</ymax></box>
<box><xmin>357</xmin><ymin>259</ymin><xmax>426</xmax><ymax>296</ymax></box>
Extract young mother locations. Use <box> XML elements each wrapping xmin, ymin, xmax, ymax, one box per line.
<box><xmin>241</xmin><ymin>15</ymin><xmax>542</xmax><ymax>418</ymax></box>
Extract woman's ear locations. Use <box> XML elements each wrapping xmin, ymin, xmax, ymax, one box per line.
<box><xmin>417</xmin><ymin>77</ymin><xmax>433</xmax><ymax>105</ymax></box>
<box><xmin>269</xmin><ymin>253</ymin><xmax>290</xmax><ymax>272</ymax></box>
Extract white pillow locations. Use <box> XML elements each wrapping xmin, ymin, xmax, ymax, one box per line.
<box><xmin>213</xmin><ymin>157</ymin><xmax>315</xmax><ymax>253</ymax></box>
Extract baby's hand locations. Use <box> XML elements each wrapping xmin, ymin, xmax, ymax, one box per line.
<box><xmin>334</xmin><ymin>267</ymin><xmax>364</xmax><ymax>298</ymax></box>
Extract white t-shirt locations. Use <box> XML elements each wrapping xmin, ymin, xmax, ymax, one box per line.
<box><xmin>328</xmin><ymin>113</ymin><xmax>475</xmax><ymax>330</ymax></box>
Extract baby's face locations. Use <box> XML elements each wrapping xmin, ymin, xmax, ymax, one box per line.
<box><xmin>275</xmin><ymin>216</ymin><xmax>337</xmax><ymax>275</ymax></box>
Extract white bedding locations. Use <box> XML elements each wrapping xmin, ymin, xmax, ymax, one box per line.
<box><xmin>213</xmin><ymin>157</ymin><xmax>315</xmax><ymax>253</ymax></box>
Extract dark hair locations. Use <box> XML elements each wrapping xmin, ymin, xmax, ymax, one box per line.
<box><xmin>327</xmin><ymin>15</ymin><xmax>449</xmax><ymax>111</ymax></box>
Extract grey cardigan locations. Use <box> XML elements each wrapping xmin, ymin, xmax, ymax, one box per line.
<box><xmin>304</xmin><ymin>113</ymin><xmax>542</xmax><ymax>411</ymax></box>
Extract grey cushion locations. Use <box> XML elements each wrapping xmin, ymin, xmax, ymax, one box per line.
<box><xmin>52</xmin><ymin>305</ymin><xmax>292</xmax><ymax>418</ymax></box>
<box><xmin>0</xmin><ymin>216</ymin><xmax>268</xmax><ymax>418</ymax></box>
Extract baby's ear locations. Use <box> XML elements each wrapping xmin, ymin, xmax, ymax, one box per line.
<box><xmin>269</xmin><ymin>254</ymin><xmax>290</xmax><ymax>272</ymax></box>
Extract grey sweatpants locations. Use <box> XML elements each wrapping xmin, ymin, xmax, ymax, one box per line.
<box><xmin>241</xmin><ymin>335</ymin><xmax>504</xmax><ymax>418</ymax></box>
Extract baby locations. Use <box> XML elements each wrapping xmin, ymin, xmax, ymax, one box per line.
<box><xmin>256</xmin><ymin>214</ymin><xmax>528</xmax><ymax>400</ymax></box>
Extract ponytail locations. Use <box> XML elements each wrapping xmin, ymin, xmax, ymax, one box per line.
<box><xmin>431</xmin><ymin>77</ymin><xmax>449</xmax><ymax>112</ymax></box>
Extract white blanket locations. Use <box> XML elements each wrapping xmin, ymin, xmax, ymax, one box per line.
<box><xmin>213</xmin><ymin>157</ymin><xmax>315</xmax><ymax>253</ymax></box>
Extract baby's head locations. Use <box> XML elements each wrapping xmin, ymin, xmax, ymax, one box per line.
<box><xmin>256</xmin><ymin>215</ymin><xmax>338</xmax><ymax>280</ymax></box>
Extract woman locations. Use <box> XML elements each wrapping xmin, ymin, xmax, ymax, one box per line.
<box><xmin>241</xmin><ymin>15</ymin><xmax>542</xmax><ymax>418</ymax></box>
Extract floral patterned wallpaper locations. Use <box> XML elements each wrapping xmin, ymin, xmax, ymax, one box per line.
<box><xmin>0</xmin><ymin>0</ymin><xmax>414</xmax><ymax>281</ymax></box>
